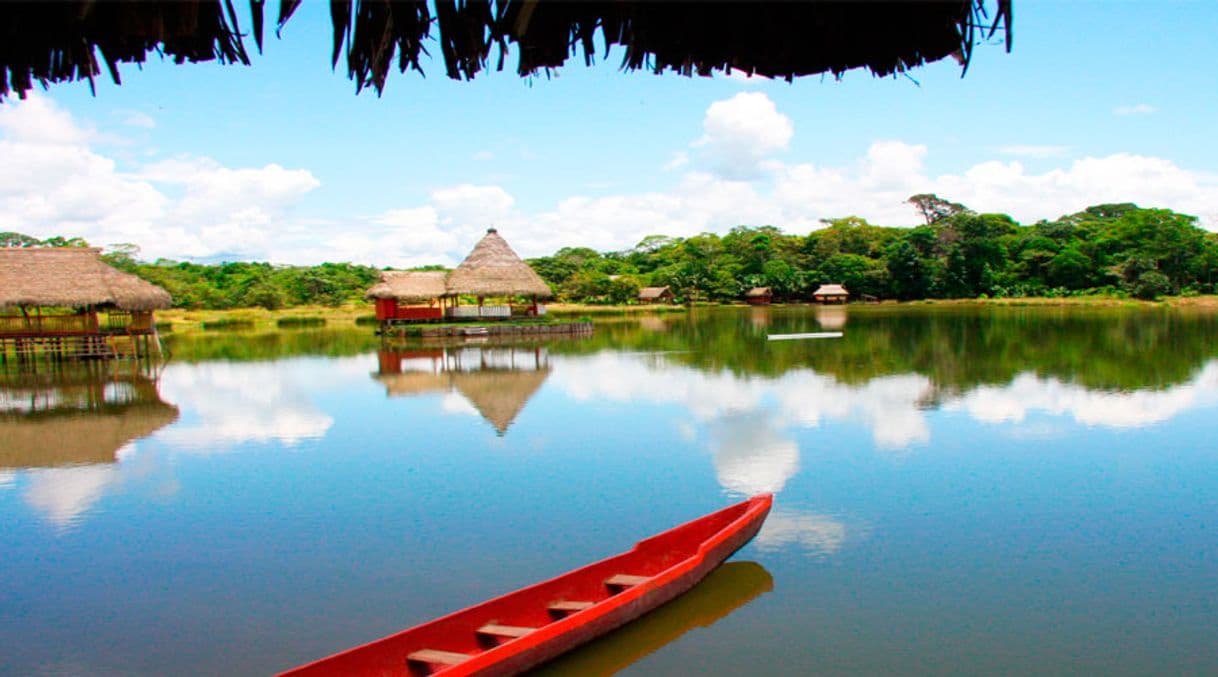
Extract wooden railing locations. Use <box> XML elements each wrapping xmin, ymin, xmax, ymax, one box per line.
<box><xmin>0</xmin><ymin>314</ymin><xmax>97</xmax><ymax>335</ymax></box>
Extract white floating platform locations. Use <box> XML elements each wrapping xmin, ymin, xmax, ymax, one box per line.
<box><xmin>766</xmin><ymin>332</ymin><xmax>844</xmax><ymax>341</ymax></box>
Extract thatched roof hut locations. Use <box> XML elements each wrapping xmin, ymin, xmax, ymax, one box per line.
<box><xmin>639</xmin><ymin>286</ymin><xmax>674</xmax><ymax>303</ymax></box>
<box><xmin>813</xmin><ymin>284</ymin><xmax>848</xmax><ymax>297</ymax></box>
<box><xmin>365</xmin><ymin>270</ymin><xmax>448</xmax><ymax>302</ymax></box>
<box><xmin>0</xmin><ymin>1</ymin><xmax>1012</xmax><ymax>100</ymax></box>
<box><xmin>0</xmin><ymin>248</ymin><xmax>171</xmax><ymax>311</ymax></box>
<box><xmin>445</xmin><ymin>229</ymin><xmax>552</xmax><ymax>299</ymax></box>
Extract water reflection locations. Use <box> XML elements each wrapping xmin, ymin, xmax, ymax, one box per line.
<box><xmin>375</xmin><ymin>341</ymin><xmax>553</xmax><ymax>435</ymax></box>
<box><xmin>531</xmin><ymin>561</ymin><xmax>773</xmax><ymax>677</ymax></box>
<box><xmin>157</xmin><ymin>360</ymin><xmax>335</xmax><ymax>449</ymax></box>
<box><xmin>0</xmin><ymin>362</ymin><xmax>178</xmax><ymax>527</ymax></box>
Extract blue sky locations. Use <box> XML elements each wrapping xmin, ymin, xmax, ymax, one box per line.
<box><xmin>0</xmin><ymin>0</ymin><xmax>1215</xmax><ymax>266</ymax></box>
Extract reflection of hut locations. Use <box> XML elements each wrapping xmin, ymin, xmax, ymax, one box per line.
<box><xmin>0</xmin><ymin>363</ymin><xmax>178</xmax><ymax>467</ymax></box>
<box><xmin>450</xmin><ymin>370</ymin><xmax>549</xmax><ymax>435</ymax></box>
<box><xmin>639</xmin><ymin>287</ymin><xmax>674</xmax><ymax>304</ymax></box>
<box><xmin>0</xmin><ymin>248</ymin><xmax>172</xmax><ymax>359</ymax></box>
<box><xmin>445</xmin><ymin>229</ymin><xmax>553</xmax><ymax>319</ymax></box>
<box><xmin>366</xmin><ymin>271</ymin><xmax>447</xmax><ymax>323</ymax></box>
<box><xmin>815</xmin><ymin>306</ymin><xmax>848</xmax><ymax>330</ymax></box>
<box><xmin>374</xmin><ymin>343</ymin><xmax>551</xmax><ymax>435</ymax></box>
<box><xmin>749</xmin><ymin>307</ymin><xmax>771</xmax><ymax>330</ymax></box>
<box><xmin>812</xmin><ymin>284</ymin><xmax>849</xmax><ymax>304</ymax></box>
<box><xmin>744</xmin><ymin>287</ymin><xmax>772</xmax><ymax>305</ymax></box>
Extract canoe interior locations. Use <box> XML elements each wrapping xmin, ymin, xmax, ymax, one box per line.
<box><xmin>281</xmin><ymin>494</ymin><xmax>771</xmax><ymax>676</ymax></box>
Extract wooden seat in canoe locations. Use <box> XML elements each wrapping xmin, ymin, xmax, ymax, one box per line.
<box><xmin>605</xmin><ymin>574</ymin><xmax>650</xmax><ymax>589</ymax></box>
<box><xmin>547</xmin><ymin>600</ymin><xmax>595</xmax><ymax>615</ymax></box>
<box><xmin>477</xmin><ymin>624</ymin><xmax>535</xmax><ymax>639</ymax></box>
<box><xmin>406</xmin><ymin>649</ymin><xmax>471</xmax><ymax>667</ymax></box>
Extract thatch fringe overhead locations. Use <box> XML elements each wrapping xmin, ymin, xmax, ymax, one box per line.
<box><xmin>365</xmin><ymin>270</ymin><xmax>448</xmax><ymax>302</ymax></box>
<box><xmin>1</xmin><ymin>1</ymin><xmax>1012</xmax><ymax>100</ymax></box>
<box><xmin>0</xmin><ymin>247</ymin><xmax>172</xmax><ymax>311</ymax></box>
<box><xmin>445</xmin><ymin>228</ymin><xmax>552</xmax><ymax>298</ymax></box>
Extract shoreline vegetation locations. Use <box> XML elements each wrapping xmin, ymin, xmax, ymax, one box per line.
<box><xmin>5</xmin><ymin>198</ymin><xmax>1217</xmax><ymax>314</ymax></box>
<box><xmin>150</xmin><ymin>295</ymin><xmax>1218</xmax><ymax>333</ymax></box>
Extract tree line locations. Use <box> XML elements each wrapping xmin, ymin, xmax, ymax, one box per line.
<box><xmin>527</xmin><ymin>197</ymin><xmax>1218</xmax><ymax>303</ymax></box>
<box><xmin>4</xmin><ymin>196</ymin><xmax>1216</xmax><ymax>309</ymax></box>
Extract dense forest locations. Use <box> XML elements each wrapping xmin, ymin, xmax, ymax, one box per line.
<box><xmin>4</xmin><ymin>196</ymin><xmax>1216</xmax><ymax>308</ymax></box>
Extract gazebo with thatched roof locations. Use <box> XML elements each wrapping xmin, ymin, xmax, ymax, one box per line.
<box><xmin>365</xmin><ymin>270</ymin><xmax>448</xmax><ymax>322</ymax></box>
<box><xmin>0</xmin><ymin>247</ymin><xmax>172</xmax><ymax>360</ymax></box>
<box><xmin>813</xmin><ymin>284</ymin><xmax>850</xmax><ymax>304</ymax></box>
<box><xmin>445</xmin><ymin>228</ymin><xmax>552</xmax><ymax>318</ymax></box>
<box><xmin>744</xmin><ymin>287</ymin><xmax>773</xmax><ymax>305</ymax></box>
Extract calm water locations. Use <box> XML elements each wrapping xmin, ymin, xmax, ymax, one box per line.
<box><xmin>2</xmin><ymin>307</ymin><xmax>1217</xmax><ymax>675</ymax></box>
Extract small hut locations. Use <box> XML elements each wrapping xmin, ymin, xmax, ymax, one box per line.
<box><xmin>0</xmin><ymin>248</ymin><xmax>171</xmax><ymax>359</ymax></box>
<box><xmin>444</xmin><ymin>229</ymin><xmax>552</xmax><ymax>319</ymax></box>
<box><xmin>638</xmin><ymin>286</ymin><xmax>674</xmax><ymax>304</ymax></box>
<box><xmin>813</xmin><ymin>284</ymin><xmax>849</xmax><ymax>304</ymax></box>
<box><xmin>744</xmin><ymin>287</ymin><xmax>773</xmax><ymax>305</ymax></box>
<box><xmin>365</xmin><ymin>270</ymin><xmax>447</xmax><ymax>323</ymax></box>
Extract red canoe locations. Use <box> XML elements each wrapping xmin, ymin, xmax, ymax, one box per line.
<box><xmin>280</xmin><ymin>494</ymin><xmax>773</xmax><ymax>677</ymax></box>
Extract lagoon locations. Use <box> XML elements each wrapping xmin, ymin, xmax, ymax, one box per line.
<box><xmin>2</xmin><ymin>306</ymin><xmax>1217</xmax><ymax>675</ymax></box>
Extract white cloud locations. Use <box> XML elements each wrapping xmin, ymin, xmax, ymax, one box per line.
<box><xmin>0</xmin><ymin>95</ymin><xmax>322</xmax><ymax>262</ymax></box>
<box><xmin>4</xmin><ymin>93</ymin><xmax>1214</xmax><ymax>267</ymax></box>
<box><xmin>755</xmin><ymin>509</ymin><xmax>849</xmax><ymax>555</ymax></box>
<box><xmin>997</xmin><ymin>145</ymin><xmax>1071</xmax><ymax>158</ymax></box>
<box><xmin>472</xmin><ymin>150</ymin><xmax>494</xmax><ymax>161</ymax></box>
<box><xmin>122</xmin><ymin>111</ymin><xmax>156</xmax><ymax>129</ymax></box>
<box><xmin>1114</xmin><ymin>103</ymin><xmax>1157</xmax><ymax>116</ymax></box>
<box><xmin>944</xmin><ymin>363</ymin><xmax>1218</xmax><ymax>429</ymax></box>
<box><xmin>694</xmin><ymin>92</ymin><xmax>793</xmax><ymax>179</ymax></box>
<box><xmin>157</xmin><ymin>360</ymin><xmax>336</xmax><ymax>450</ymax></box>
<box><xmin>23</xmin><ymin>465</ymin><xmax>120</xmax><ymax>529</ymax></box>
<box><xmin>0</xmin><ymin>470</ymin><xmax>15</xmax><ymax>487</ymax></box>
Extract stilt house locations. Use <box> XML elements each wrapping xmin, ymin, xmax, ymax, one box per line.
<box><xmin>0</xmin><ymin>248</ymin><xmax>172</xmax><ymax>360</ymax></box>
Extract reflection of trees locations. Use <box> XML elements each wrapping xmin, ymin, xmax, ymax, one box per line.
<box><xmin>532</xmin><ymin>561</ymin><xmax>772</xmax><ymax>677</ymax></box>
<box><xmin>548</xmin><ymin>307</ymin><xmax>1218</xmax><ymax>392</ymax></box>
<box><xmin>163</xmin><ymin>328</ymin><xmax>380</xmax><ymax>363</ymax></box>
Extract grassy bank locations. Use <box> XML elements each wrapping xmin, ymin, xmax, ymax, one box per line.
<box><xmin>155</xmin><ymin>295</ymin><xmax>1218</xmax><ymax>332</ymax></box>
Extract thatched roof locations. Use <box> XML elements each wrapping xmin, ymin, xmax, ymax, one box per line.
<box><xmin>0</xmin><ymin>1</ymin><xmax>1012</xmax><ymax>100</ymax></box>
<box><xmin>445</xmin><ymin>229</ymin><xmax>552</xmax><ymax>298</ymax></box>
<box><xmin>745</xmin><ymin>287</ymin><xmax>772</xmax><ymax>298</ymax></box>
<box><xmin>814</xmin><ymin>284</ymin><xmax>849</xmax><ymax>296</ymax></box>
<box><xmin>365</xmin><ymin>270</ymin><xmax>448</xmax><ymax>302</ymax></box>
<box><xmin>639</xmin><ymin>286</ymin><xmax>671</xmax><ymax>300</ymax></box>
<box><xmin>0</xmin><ymin>248</ymin><xmax>172</xmax><ymax>311</ymax></box>
<box><xmin>0</xmin><ymin>402</ymin><xmax>179</xmax><ymax>468</ymax></box>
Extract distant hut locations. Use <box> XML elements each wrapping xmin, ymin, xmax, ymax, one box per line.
<box><xmin>744</xmin><ymin>287</ymin><xmax>773</xmax><ymax>305</ymax></box>
<box><xmin>445</xmin><ymin>229</ymin><xmax>553</xmax><ymax>319</ymax></box>
<box><xmin>365</xmin><ymin>270</ymin><xmax>447</xmax><ymax>323</ymax></box>
<box><xmin>812</xmin><ymin>284</ymin><xmax>849</xmax><ymax>304</ymax></box>
<box><xmin>638</xmin><ymin>286</ymin><xmax>674</xmax><ymax>305</ymax></box>
<box><xmin>0</xmin><ymin>247</ymin><xmax>171</xmax><ymax>359</ymax></box>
